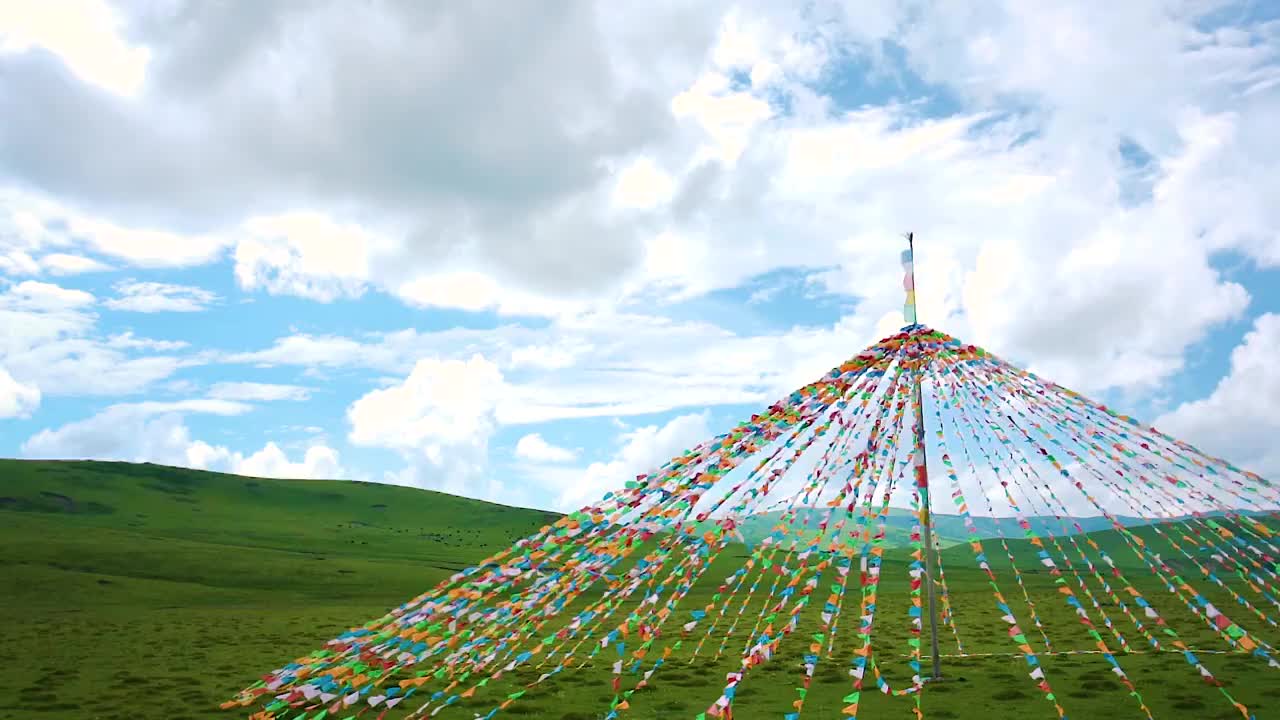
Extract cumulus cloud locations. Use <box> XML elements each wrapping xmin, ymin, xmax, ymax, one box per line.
<box><xmin>2</xmin><ymin>279</ymin><xmax>94</xmax><ymax>310</ymax></box>
<box><xmin>547</xmin><ymin>411</ymin><xmax>712</xmax><ymax>511</ymax></box>
<box><xmin>394</xmin><ymin>270</ymin><xmax>591</xmax><ymax>318</ymax></box>
<box><xmin>348</xmin><ymin>355</ymin><xmax>505</xmax><ymax>450</ymax></box>
<box><xmin>343</xmin><ymin>352</ymin><xmax>736</xmax><ymax>500</ymax></box>
<box><xmin>0</xmin><ymin>250</ymin><xmax>39</xmax><ymax>276</ymax></box>
<box><xmin>0</xmin><ymin>1</ymin><xmax>723</xmax><ymax>306</ymax></box>
<box><xmin>38</xmin><ymin>253</ymin><xmax>112</xmax><ymax>275</ymax></box>
<box><xmin>22</xmin><ymin>398</ymin><xmax>343</xmax><ymax>480</ymax></box>
<box><xmin>1155</xmin><ymin>313</ymin><xmax>1280</xmax><ymax>478</ymax></box>
<box><xmin>2</xmin><ymin>1</ymin><xmax>1271</xmax><ymax>390</ymax></box>
<box><xmin>21</xmin><ymin>399</ymin><xmax>250</xmax><ymax>462</ymax></box>
<box><xmin>514</xmin><ymin>433</ymin><xmax>577</xmax><ymax>463</ymax></box>
<box><xmin>234</xmin><ymin>212</ymin><xmax>376</xmax><ymax>302</ymax></box>
<box><xmin>347</xmin><ymin>354</ymin><xmax>506</xmax><ymax>493</ymax></box>
<box><xmin>104</xmin><ymin>280</ymin><xmax>218</xmax><ymax>312</ymax></box>
<box><xmin>0</xmin><ymin>188</ymin><xmax>230</xmax><ymax>269</ymax></box>
<box><xmin>0</xmin><ymin>0</ymin><xmax>150</xmax><ymax>97</ymax></box>
<box><xmin>0</xmin><ymin>365</ymin><xmax>40</xmax><ymax>418</ymax></box>
<box><xmin>233</xmin><ymin>441</ymin><xmax>343</xmax><ymax>480</ymax></box>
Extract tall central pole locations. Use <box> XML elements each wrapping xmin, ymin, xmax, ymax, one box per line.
<box><xmin>904</xmin><ymin>232</ymin><xmax>943</xmax><ymax>681</ymax></box>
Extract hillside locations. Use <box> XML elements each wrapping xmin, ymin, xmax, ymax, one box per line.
<box><xmin>0</xmin><ymin>459</ymin><xmax>571</xmax><ymax>719</ymax></box>
<box><xmin>0</xmin><ymin>458</ymin><xmax>559</xmax><ymax>579</ymax></box>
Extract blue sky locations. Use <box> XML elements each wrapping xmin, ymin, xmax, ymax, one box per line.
<box><xmin>1</xmin><ymin>1</ymin><xmax>1279</xmax><ymax>512</ymax></box>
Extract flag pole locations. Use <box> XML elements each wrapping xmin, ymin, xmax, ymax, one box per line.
<box><xmin>904</xmin><ymin>232</ymin><xmax>943</xmax><ymax>681</ymax></box>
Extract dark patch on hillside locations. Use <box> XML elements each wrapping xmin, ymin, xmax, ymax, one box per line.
<box><xmin>40</xmin><ymin>491</ymin><xmax>74</xmax><ymax>509</ymax></box>
<box><xmin>84</xmin><ymin>461</ymin><xmax>207</xmax><ymax>485</ymax></box>
<box><xmin>142</xmin><ymin>481</ymin><xmax>194</xmax><ymax>495</ymax></box>
<box><xmin>0</xmin><ymin>491</ymin><xmax>114</xmax><ymax>515</ymax></box>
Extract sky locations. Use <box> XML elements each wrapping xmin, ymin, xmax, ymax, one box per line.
<box><xmin>1</xmin><ymin>0</ymin><xmax>1278</xmax><ymax>513</ymax></box>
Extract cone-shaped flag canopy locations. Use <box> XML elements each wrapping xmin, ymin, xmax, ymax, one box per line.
<box><xmin>223</xmin><ymin>325</ymin><xmax>1280</xmax><ymax>720</ymax></box>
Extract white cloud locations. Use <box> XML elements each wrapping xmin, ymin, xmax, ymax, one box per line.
<box><xmin>10</xmin><ymin>343</ymin><xmax>185</xmax><ymax>398</ymax></box>
<box><xmin>111</xmin><ymin>398</ymin><xmax>252</xmax><ymax>416</ymax></box>
<box><xmin>207</xmin><ymin>382</ymin><xmax>310</xmax><ymax>402</ymax></box>
<box><xmin>225</xmin><ymin>313</ymin><xmax>885</xmax><ymax>505</ymax></box>
<box><xmin>394</xmin><ymin>272</ymin><xmax>500</xmax><ymax>313</ymax></box>
<box><xmin>1155</xmin><ymin>313</ymin><xmax>1280</xmax><ymax>479</ymax></box>
<box><xmin>224</xmin><ymin>325</ymin><xmax>535</xmax><ymax>375</ymax></box>
<box><xmin>1</xmin><ymin>1</ymin><xmax>733</xmax><ymax>315</ymax></box>
<box><xmin>185</xmin><ymin>439</ymin><xmax>232</xmax><ymax>471</ymax></box>
<box><xmin>228</xmin><ymin>308</ymin><xmax>888</xmax><ymax>428</ymax></box>
<box><xmin>0</xmin><ymin>279</ymin><xmax>97</xmax><ymax>355</ymax></box>
<box><xmin>541</xmin><ymin>411</ymin><xmax>712</xmax><ymax>511</ymax></box>
<box><xmin>21</xmin><ymin>399</ymin><xmax>250</xmax><ymax>461</ymax></box>
<box><xmin>0</xmin><ymin>188</ymin><xmax>230</xmax><ymax>269</ymax></box>
<box><xmin>394</xmin><ymin>271</ymin><xmax>592</xmax><ymax>318</ymax></box>
<box><xmin>671</xmin><ymin>71</ymin><xmax>773</xmax><ymax>165</ymax></box>
<box><xmin>640</xmin><ymin>94</ymin><xmax>1259</xmax><ymax>393</ymax></box>
<box><xmin>638</xmin><ymin>231</ymin><xmax>713</xmax><ymax>297</ymax></box>
<box><xmin>508</xmin><ymin>344</ymin><xmax>580</xmax><ymax>371</ymax></box>
<box><xmin>0</xmin><ymin>249</ymin><xmax>39</xmax><ymax>275</ymax></box>
<box><xmin>493</xmin><ymin>309</ymin><xmax>897</xmax><ymax>425</ymax></box>
<box><xmin>23</xmin><ymin>411</ymin><xmax>200</xmax><ymax>464</ymax></box>
<box><xmin>235</xmin><ymin>212</ymin><xmax>376</xmax><ymax>302</ymax></box>
<box><xmin>347</xmin><ymin>355</ymin><xmax>506</xmax><ymax>493</ymax></box>
<box><xmin>514</xmin><ymin>433</ymin><xmax>577</xmax><ymax>463</ymax></box>
<box><xmin>233</xmin><ymin>441</ymin><xmax>344</xmax><ymax>480</ymax></box>
<box><xmin>348</xmin><ymin>355</ymin><xmax>504</xmax><ymax>450</ymax></box>
<box><xmin>961</xmin><ymin>217</ymin><xmax>1251</xmax><ymax>392</ymax></box>
<box><xmin>104</xmin><ymin>280</ymin><xmax>218</xmax><ymax>313</ymax></box>
<box><xmin>226</xmin><ymin>334</ymin><xmax>391</xmax><ymax>371</ymax></box>
<box><xmin>106</xmin><ymin>331</ymin><xmax>188</xmax><ymax>352</ymax></box>
<box><xmin>0</xmin><ymin>280</ymin><xmax>189</xmax><ymax>396</ymax></box>
<box><xmin>612</xmin><ymin>157</ymin><xmax>676</xmax><ymax>210</ymax></box>
<box><xmin>66</xmin><ymin>215</ymin><xmax>229</xmax><ymax>268</ymax></box>
<box><xmin>1</xmin><ymin>279</ymin><xmax>94</xmax><ymax>310</ymax></box>
<box><xmin>0</xmin><ymin>365</ymin><xmax>40</xmax><ymax>418</ymax></box>
<box><xmin>0</xmin><ymin>0</ymin><xmax>150</xmax><ymax>97</ymax></box>
<box><xmin>22</xmin><ymin>399</ymin><xmax>343</xmax><ymax>480</ymax></box>
<box><xmin>39</xmin><ymin>253</ymin><xmax>112</xmax><ymax>275</ymax></box>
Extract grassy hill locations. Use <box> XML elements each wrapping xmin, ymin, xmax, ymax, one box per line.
<box><xmin>0</xmin><ymin>458</ymin><xmax>559</xmax><ymax>567</ymax></box>
<box><xmin>3</xmin><ymin>459</ymin><xmax>1278</xmax><ymax>720</ymax></box>
<box><xmin>0</xmin><ymin>459</ymin><xmax>561</xmax><ymax>719</ymax></box>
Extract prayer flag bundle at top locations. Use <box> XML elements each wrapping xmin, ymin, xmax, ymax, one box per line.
<box><xmin>901</xmin><ymin>247</ymin><xmax>917</xmax><ymax>325</ymax></box>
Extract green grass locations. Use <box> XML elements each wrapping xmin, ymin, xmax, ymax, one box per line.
<box><xmin>3</xmin><ymin>458</ymin><xmax>1279</xmax><ymax>719</ymax></box>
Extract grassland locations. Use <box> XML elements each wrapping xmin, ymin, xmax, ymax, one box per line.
<box><xmin>2</xmin><ymin>459</ymin><xmax>1279</xmax><ymax>719</ymax></box>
